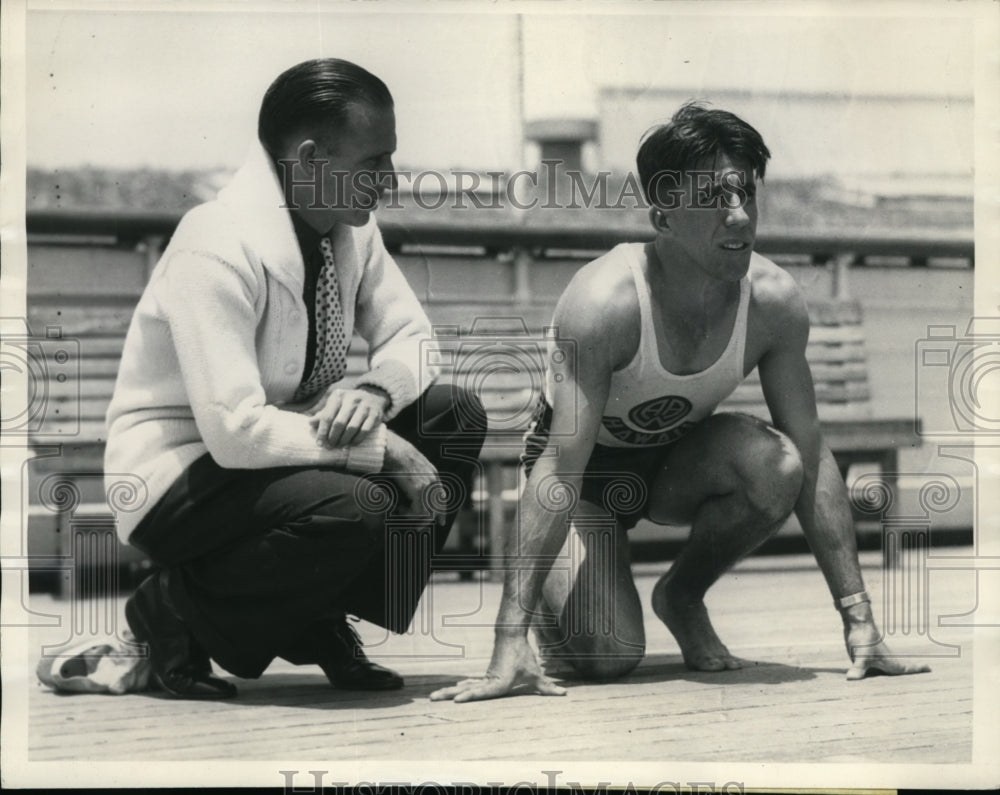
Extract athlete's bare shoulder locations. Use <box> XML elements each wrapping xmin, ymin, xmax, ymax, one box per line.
<box><xmin>747</xmin><ymin>252</ymin><xmax>810</xmax><ymax>351</ymax></box>
<box><xmin>551</xmin><ymin>243</ymin><xmax>642</xmax><ymax>371</ymax></box>
<box><xmin>559</xmin><ymin>244</ymin><xmax>639</xmax><ymax>320</ymax></box>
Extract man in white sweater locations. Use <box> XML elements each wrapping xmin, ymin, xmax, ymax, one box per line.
<box><xmin>105</xmin><ymin>59</ymin><xmax>486</xmax><ymax>699</ymax></box>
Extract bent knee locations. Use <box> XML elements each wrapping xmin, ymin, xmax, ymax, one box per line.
<box><xmin>716</xmin><ymin>414</ymin><xmax>804</xmax><ymax>522</ymax></box>
<box><xmin>747</xmin><ymin>433</ymin><xmax>804</xmax><ymax>523</ymax></box>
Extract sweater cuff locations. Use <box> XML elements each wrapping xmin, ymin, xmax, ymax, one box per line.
<box><xmin>345</xmin><ymin>423</ymin><xmax>387</xmax><ymax>473</ymax></box>
<box><xmin>356</xmin><ymin>359</ymin><xmax>423</xmax><ymax>422</ymax></box>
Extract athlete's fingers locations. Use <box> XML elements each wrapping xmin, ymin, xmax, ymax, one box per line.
<box><xmin>530</xmin><ymin>676</ymin><xmax>568</xmax><ymax>696</ymax></box>
<box><xmin>452</xmin><ymin>682</ymin><xmax>511</xmax><ymax>703</ymax></box>
<box><xmin>428</xmin><ymin>679</ymin><xmax>490</xmax><ymax>701</ymax></box>
<box><xmin>430</xmin><ymin>683</ymin><xmax>493</xmax><ymax>701</ymax></box>
<box><xmin>428</xmin><ymin>685</ymin><xmax>464</xmax><ymax>701</ymax></box>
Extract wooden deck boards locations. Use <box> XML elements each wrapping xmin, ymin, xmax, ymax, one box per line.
<box><xmin>23</xmin><ymin>551</ymin><xmax>976</xmax><ymax>768</ymax></box>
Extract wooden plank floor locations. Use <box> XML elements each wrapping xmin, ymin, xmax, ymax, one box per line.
<box><xmin>25</xmin><ymin>550</ymin><xmax>976</xmax><ymax>765</ymax></box>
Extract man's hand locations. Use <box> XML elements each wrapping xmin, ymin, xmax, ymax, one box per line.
<box><xmin>429</xmin><ymin>633</ymin><xmax>567</xmax><ymax>703</ymax></box>
<box><xmin>307</xmin><ymin>386</ymin><xmax>389</xmax><ymax>447</ymax></box>
<box><xmin>842</xmin><ymin>604</ymin><xmax>932</xmax><ymax>680</ymax></box>
<box><xmin>382</xmin><ymin>430</ymin><xmax>442</xmax><ymax>520</ymax></box>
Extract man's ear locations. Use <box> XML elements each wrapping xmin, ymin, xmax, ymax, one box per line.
<box><xmin>294</xmin><ymin>138</ymin><xmax>320</xmax><ymax>171</ymax></box>
<box><xmin>648</xmin><ymin>205</ymin><xmax>671</xmax><ymax>235</ymax></box>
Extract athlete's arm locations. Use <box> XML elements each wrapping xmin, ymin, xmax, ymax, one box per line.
<box><xmin>430</xmin><ymin>270</ymin><xmax>630</xmax><ymax>702</ymax></box>
<box><xmin>756</xmin><ymin>271</ymin><xmax>930</xmax><ymax>679</ymax></box>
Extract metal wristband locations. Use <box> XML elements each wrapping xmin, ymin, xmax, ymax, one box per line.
<box><xmin>835</xmin><ymin>591</ymin><xmax>870</xmax><ymax>610</ymax></box>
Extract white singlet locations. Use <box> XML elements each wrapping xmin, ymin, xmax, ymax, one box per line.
<box><xmin>550</xmin><ymin>242</ymin><xmax>752</xmax><ymax>449</ymax></box>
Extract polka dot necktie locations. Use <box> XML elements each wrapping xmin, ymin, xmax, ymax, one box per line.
<box><xmin>294</xmin><ymin>235</ymin><xmax>348</xmax><ymax>400</ymax></box>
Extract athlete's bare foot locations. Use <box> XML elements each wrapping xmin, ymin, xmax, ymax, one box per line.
<box><xmin>652</xmin><ymin>574</ymin><xmax>742</xmax><ymax>672</ymax></box>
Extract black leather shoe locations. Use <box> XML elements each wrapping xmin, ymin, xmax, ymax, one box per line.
<box><xmin>125</xmin><ymin>572</ymin><xmax>237</xmax><ymax>700</ymax></box>
<box><xmin>317</xmin><ymin>618</ymin><xmax>404</xmax><ymax>691</ymax></box>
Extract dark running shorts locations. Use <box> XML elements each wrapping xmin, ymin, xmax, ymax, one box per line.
<box><xmin>520</xmin><ymin>397</ymin><xmax>671</xmax><ymax>531</ymax></box>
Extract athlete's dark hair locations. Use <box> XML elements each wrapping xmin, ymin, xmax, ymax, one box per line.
<box><xmin>258</xmin><ymin>58</ymin><xmax>393</xmax><ymax>158</ymax></box>
<box><xmin>636</xmin><ymin>101</ymin><xmax>770</xmax><ymax>205</ymax></box>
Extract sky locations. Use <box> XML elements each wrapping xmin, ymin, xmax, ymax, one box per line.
<box><xmin>21</xmin><ymin>1</ymin><xmax>979</xmax><ymax>177</ymax></box>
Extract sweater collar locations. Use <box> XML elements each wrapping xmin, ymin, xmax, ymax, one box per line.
<box><xmin>216</xmin><ymin>140</ymin><xmax>313</xmax><ymax>292</ymax></box>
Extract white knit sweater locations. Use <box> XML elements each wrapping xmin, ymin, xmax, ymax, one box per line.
<box><xmin>105</xmin><ymin>141</ymin><xmax>434</xmax><ymax>540</ymax></box>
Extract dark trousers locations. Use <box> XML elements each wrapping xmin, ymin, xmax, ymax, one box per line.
<box><xmin>128</xmin><ymin>383</ymin><xmax>487</xmax><ymax>678</ymax></box>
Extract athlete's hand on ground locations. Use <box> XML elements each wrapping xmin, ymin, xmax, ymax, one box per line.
<box><xmin>307</xmin><ymin>386</ymin><xmax>389</xmax><ymax>447</ymax></box>
<box><xmin>842</xmin><ymin>609</ymin><xmax>931</xmax><ymax>680</ymax></box>
<box><xmin>429</xmin><ymin>634</ymin><xmax>567</xmax><ymax>703</ymax></box>
<box><xmin>382</xmin><ymin>430</ymin><xmax>443</xmax><ymax>521</ymax></box>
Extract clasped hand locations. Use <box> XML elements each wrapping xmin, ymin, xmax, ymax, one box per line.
<box><xmin>306</xmin><ymin>385</ymin><xmax>389</xmax><ymax>447</ymax></box>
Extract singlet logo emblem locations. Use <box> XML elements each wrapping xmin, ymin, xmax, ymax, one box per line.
<box><xmin>601</xmin><ymin>395</ymin><xmax>695</xmax><ymax>445</ymax></box>
<box><xmin>628</xmin><ymin>395</ymin><xmax>692</xmax><ymax>430</ymax></box>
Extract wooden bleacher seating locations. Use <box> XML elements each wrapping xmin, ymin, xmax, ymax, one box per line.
<box><xmin>23</xmin><ymin>227</ymin><xmax>918</xmax><ymax>592</ymax></box>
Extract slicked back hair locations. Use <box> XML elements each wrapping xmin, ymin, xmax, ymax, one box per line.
<box><xmin>637</xmin><ymin>101</ymin><xmax>770</xmax><ymax>205</ymax></box>
<box><xmin>258</xmin><ymin>58</ymin><xmax>393</xmax><ymax>158</ymax></box>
